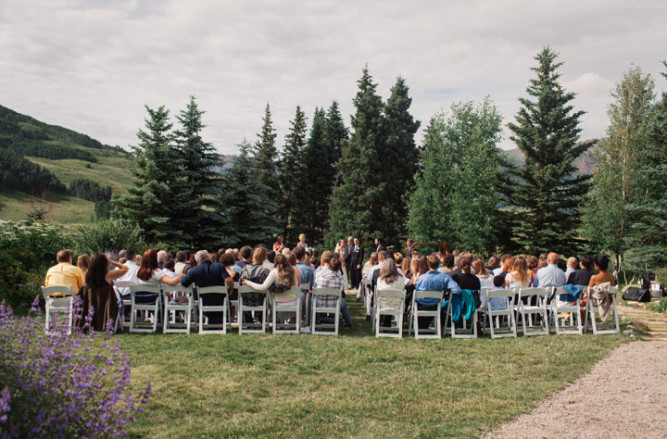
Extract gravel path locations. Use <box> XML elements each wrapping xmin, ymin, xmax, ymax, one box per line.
<box><xmin>482</xmin><ymin>340</ymin><xmax>667</xmax><ymax>439</ymax></box>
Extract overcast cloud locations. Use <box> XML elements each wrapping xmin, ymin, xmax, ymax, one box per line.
<box><xmin>1</xmin><ymin>0</ymin><xmax>665</xmax><ymax>154</ymax></box>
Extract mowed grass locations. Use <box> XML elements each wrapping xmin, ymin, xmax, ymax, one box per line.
<box><xmin>0</xmin><ymin>190</ymin><xmax>95</xmax><ymax>224</ymax></box>
<box><xmin>116</xmin><ymin>300</ymin><xmax>626</xmax><ymax>439</ymax></box>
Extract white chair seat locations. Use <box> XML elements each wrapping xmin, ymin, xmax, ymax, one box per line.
<box><xmin>41</xmin><ymin>285</ymin><xmax>74</xmax><ymax>334</ymax></box>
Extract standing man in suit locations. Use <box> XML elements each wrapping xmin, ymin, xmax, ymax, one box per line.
<box><xmin>349</xmin><ymin>237</ymin><xmax>364</xmax><ymax>290</ymax></box>
<box><xmin>374</xmin><ymin>237</ymin><xmax>385</xmax><ymax>254</ymax></box>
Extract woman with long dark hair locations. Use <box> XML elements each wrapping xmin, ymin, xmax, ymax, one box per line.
<box><xmin>77</xmin><ymin>253</ymin><xmax>128</xmax><ymax>332</ymax></box>
<box><xmin>136</xmin><ymin>249</ymin><xmax>183</xmax><ymax>285</ymax></box>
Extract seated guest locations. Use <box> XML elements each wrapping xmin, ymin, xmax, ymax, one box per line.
<box><xmin>504</xmin><ymin>256</ymin><xmax>530</xmax><ymax>289</ymax></box>
<box><xmin>589</xmin><ymin>255</ymin><xmax>615</xmax><ymax>287</ymax></box>
<box><xmin>568</xmin><ymin>255</ymin><xmax>594</xmax><ymax>286</ymax></box>
<box><xmin>377</xmin><ymin>259</ymin><xmax>405</xmax><ymax>327</ymax></box>
<box><xmin>312</xmin><ymin>253</ymin><xmax>353</xmax><ymax>328</ymax></box>
<box><xmin>174</xmin><ymin>251</ymin><xmax>188</xmax><ymax>275</ymax></box>
<box><xmin>114</xmin><ymin>249</ymin><xmax>140</xmax><ymax>298</ymax></box>
<box><xmin>239</xmin><ymin>247</ymin><xmax>271</xmax><ymax>319</ymax></box>
<box><xmin>294</xmin><ymin>246</ymin><xmax>314</xmax><ymax>324</ymax></box>
<box><xmin>163</xmin><ymin>258</ymin><xmax>178</xmax><ymax>278</ymax></box>
<box><xmin>181</xmin><ymin>250</ymin><xmax>234</xmax><ymax>324</ymax></box>
<box><xmin>77</xmin><ymin>254</ymin><xmax>90</xmax><ymax>278</ymax></box>
<box><xmin>451</xmin><ymin>255</ymin><xmax>481</xmax><ymax>291</ymax></box>
<box><xmin>415</xmin><ymin>253</ymin><xmax>461</xmax><ymax>327</ymax></box>
<box><xmin>486</xmin><ymin>255</ymin><xmax>500</xmax><ymax>273</ymax></box>
<box><xmin>45</xmin><ymin>249</ymin><xmax>85</xmax><ymax>293</ymax></box>
<box><xmin>136</xmin><ymin>249</ymin><xmax>183</xmax><ymax>286</ymax></box>
<box><xmin>527</xmin><ymin>255</ymin><xmax>539</xmax><ymax>286</ymax></box>
<box><xmin>77</xmin><ymin>253</ymin><xmax>128</xmax><ymax>332</ymax></box>
<box><xmin>438</xmin><ymin>254</ymin><xmax>455</xmax><ymax>274</ymax></box>
<box><xmin>493</xmin><ymin>255</ymin><xmax>514</xmax><ymax>286</ymax></box>
<box><xmin>493</xmin><ymin>255</ymin><xmax>510</xmax><ymax>276</ymax></box>
<box><xmin>564</xmin><ymin>256</ymin><xmax>578</xmax><ymax>281</ymax></box>
<box><xmin>236</xmin><ymin>246</ymin><xmax>253</xmax><ymax>270</ymax></box>
<box><xmin>533</xmin><ymin>252</ymin><xmax>566</xmax><ymax>287</ymax></box>
<box><xmin>243</xmin><ymin>253</ymin><xmax>300</xmax><ymax>323</ymax></box>
<box><xmin>472</xmin><ymin>257</ymin><xmax>493</xmax><ymax>309</ymax></box>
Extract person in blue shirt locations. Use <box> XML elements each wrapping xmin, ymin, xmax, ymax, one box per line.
<box><xmin>414</xmin><ymin>253</ymin><xmax>461</xmax><ymax>328</ymax></box>
<box><xmin>294</xmin><ymin>245</ymin><xmax>314</xmax><ymax>327</ymax></box>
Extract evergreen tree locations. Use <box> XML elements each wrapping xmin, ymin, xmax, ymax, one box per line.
<box><xmin>278</xmin><ymin>106</ymin><xmax>307</xmax><ymax>243</ymax></box>
<box><xmin>253</xmin><ymin>103</ymin><xmax>280</xmax><ymax>202</ymax></box>
<box><xmin>296</xmin><ymin>108</ymin><xmax>332</xmax><ymax>245</ymax></box>
<box><xmin>406</xmin><ymin>112</ymin><xmax>455</xmax><ymax>243</ymax></box>
<box><xmin>222</xmin><ymin>140</ymin><xmax>280</xmax><ymax>247</ymax></box>
<box><xmin>173</xmin><ymin>96</ymin><xmax>230</xmax><ymax>249</ymax></box>
<box><xmin>115</xmin><ymin>105</ymin><xmax>176</xmax><ymax>245</ymax></box>
<box><xmin>384</xmin><ymin>77</ymin><xmax>420</xmax><ymax>242</ymax></box>
<box><xmin>328</xmin><ymin>67</ymin><xmax>388</xmax><ymax>248</ymax></box>
<box><xmin>324</xmin><ymin>101</ymin><xmax>348</xmax><ymax>180</ymax></box>
<box><xmin>582</xmin><ymin>66</ymin><xmax>655</xmax><ymax>273</ymax></box>
<box><xmin>505</xmin><ymin>47</ymin><xmax>593</xmax><ymax>256</ymax></box>
<box><xmin>627</xmin><ymin>63</ymin><xmax>666</xmax><ymax>269</ymax></box>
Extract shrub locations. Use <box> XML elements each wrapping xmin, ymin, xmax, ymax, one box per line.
<box><xmin>0</xmin><ymin>297</ymin><xmax>150</xmax><ymax>438</ymax></box>
<box><xmin>74</xmin><ymin>220</ymin><xmax>146</xmax><ymax>255</ymax></box>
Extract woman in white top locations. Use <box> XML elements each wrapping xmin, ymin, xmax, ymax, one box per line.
<box><xmin>242</xmin><ymin>253</ymin><xmax>300</xmax><ymax>303</ymax></box>
<box><xmin>376</xmin><ymin>259</ymin><xmax>405</xmax><ymax>310</ymax></box>
<box><xmin>136</xmin><ymin>249</ymin><xmax>183</xmax><ymax>286</ymax></box>
<box><xmin>504</xmin><ymin>256</ymin><xmax>530</xmax><ymax>289</ymax></box>
<box><xmin>472</xmin><ymin>257</ymin><xmax>494</xmax><ymax>310</ymax></box>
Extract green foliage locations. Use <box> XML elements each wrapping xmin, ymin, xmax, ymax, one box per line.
<box><xmin>68</xmin><ymin>178</ymin><xmax>112</xmax><ymax>202</ymax></box>
<box><xmin>279</xmin><ymin>106</ymin><xmax>308</xmax><ymax>243</ymax></box>
<box><xmin>222</xmin><ymin>141</ymin><xmax>280</xmax><ymax>247</ymax></box>
<box><xmin>253</xmin><ymin>103</ymin><xmax>280</xmax><ymax>202</ymax></box>
<box><xmin>12</xmin><ymin>136</ymin><xmax>98</xmax><ymax>162</ymax></box>
<box><xmin>504</xmin><ymin>47</ymin><xmax>593</xmax><ymax>256</ymax></box>
<box><xmin>74</xmin><ymin>219</ymin><xmax>146</xmax><ymax>255</ymax></box>
<box><xmin>0</xmin><ymin>147</ymin><xmax>66</xmax><ymax>194</ymax></box>
<box><xmin>407</xmin><ymin>99</ymin><xmax>505</xmax><ymax>254</ymax></box>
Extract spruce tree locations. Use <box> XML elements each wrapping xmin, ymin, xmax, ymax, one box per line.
<box><xmin>223</xmin><ymin>140</ymin><xmax>280</xmax><ymax>247</ymax></box>
<box><xmin>582</xmin><ymin>66</ymin><xmax>655</xmax><ymax>273</ymax></box>
<box><xmin>384</xmin><ymin>77</ymin><xmax>420</xmax><ymax>242</ymax></box>
<box><xmin>505</xmin><ymin>47</ymin><xmax>593</xmax><ymax>256</ymax></box>
<box><xmin>253</xmin><ymin>103</ymin><xmax>280</xmax><ymax>202</ymax></box>
<box><xmin>328</xmin><ymin>67</ymin><xmax>388</xmax><ymax>248</ymax></box>
<box><xmin>172</xmin><ymin>96</ymin><xmax>228</xmax><ymax>249</ymax></box>
<box><xmin>324</xmin><ymin>101</ymin><xmax>348</xmax><ymax>178</ymax></box>
<box><xmin>278</xmin><ymin>106</ymin><xmax>307</xmax><ymax>243</ymax></box>
<box><xmin>115</xmin><ymin>105</ymin><xmax>176</xmax><ymax>245</ymax></box>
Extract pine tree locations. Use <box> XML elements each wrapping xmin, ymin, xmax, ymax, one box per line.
<box><xmin>222</xmin><ymin>140</ymin><xmax>280</xmax><ymax>247</ymax></box>
<box><xmin>328</xmin><ymin>67</ymin><xmax>388</xmax><ymax>248</ymax></box>
<box><xmin>172</xmin><ymin>96</ymin><xmax>229</xmax><ymax>249</ymax></box>
<box><xmin>582</xmin><ymin>66</ymin><xmax>655</xmax><ymax>273</ymax></box>
<box><xmin>278</xmin><ymin>106</ymin><xmax>307</xmax><ymax>243</ymax></box>
<box><xmin>115</xmin><ymin>105</ymin><xmax>176</xmax><ymax>245</ymax></box>
<box><xmin>253</xmin><ymin>103</ymin><xmax>280</xmax><ymax>202</ymax></box>
<box><xmin>384</xmin><ymin>77</ymin><xmax>420</xmax><ymax>242</ymax></box>
<box><xmin>505</xmin><ymin>47</ymin><xmax>594</xmax><ymax>256</ymax></box>
<box><xmin>324</xmin><ymin>101</ymin><xmax>348</xmax><ymax>179</ymax></box>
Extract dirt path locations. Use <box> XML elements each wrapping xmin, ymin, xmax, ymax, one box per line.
<box><xmin>483</xmin><ymin>305</ymin><xmax>667</xmax><ymax>439</ymax></box>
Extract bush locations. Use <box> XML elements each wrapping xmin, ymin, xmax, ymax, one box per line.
<box><xmin>75</xmin><ymin>220</ymin><xmax>146</xmax><ymax>255</ymax></box>
<box><xmin>0</xmin><ymin>298</ymin><xmax>150</xmax><ymax>438</ymax></box>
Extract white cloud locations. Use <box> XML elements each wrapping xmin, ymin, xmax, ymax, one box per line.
<box><xmin>0</xmin><ymin>0</ymin><xmax>665</xmax><ymax>153</ymax></box>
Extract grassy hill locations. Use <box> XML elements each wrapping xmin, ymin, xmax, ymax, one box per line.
<box><xmin>0</xmin><ymin>104</ymin><xmax>134</xmax><ymax>224</ymax></box>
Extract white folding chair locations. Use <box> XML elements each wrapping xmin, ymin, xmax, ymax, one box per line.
<box><xmin>516</xmin><ymin>287</ymin><xmax>550</xmax><ymax>336</ymax></box>
<box><xmin>550</xmin><ymin>287</ymin><xmax>583</xmax><ymax>335</ymax></box>
<box><xmin>162</xmin><ymin>284</ymin><xmax>194</xmax><ymax>334</ymax></box>
<box><xmin>300</xmin><ymin>282</ymin><xmax>312</xmax><ymax>329</ymax></box>
<box><xmin>197</xmin><ymin>285</ymin><xmax>230</xmax><ymax>334</ymax></box>
<box><xmin>584</xmin><ymin>285</ymin><xmax>620</xmax><ymax>335</ymax></box>
<box><xmin>311</xmin><ymin>287</ymin><xmax>342</xmax><ymax>335</ymax></box>
<box><xmin>408</xmin><ymin>290</ymin><xmax>442</xmax><ymax>339</ymax></box>
<box><xmin>112</xmin><ymin>280</ymin><xmax>136</xmax><ymax>329</ymax></box>
<box><xmin>271</xmin><ymin>286</ymin><xmax>301</xmax><ymax>334</ymax></box>
<box><xmin>374</xmin><ymin>289</ymin><xmax>405</xmax><ymax>338</ymax></box>
<box><xmin>41</xmin><ymin>285</ymin><xmax>74</xmax><ymax>334</ymax></box>
<box><xmin>486</xmin><ymin>288</ymin><xmax>517</xmax><ymax>339</ymax></box>
<box><xmin>443</xmin><ymin>290</ymin><xmax>478</xmax><ymax>339</ymax></box>
<box><xmin>238</xmin><ymin>285</ymin><xmax>267</xmax><ymax>334</ymax></box>
<box><xmin>129</xmin><ymin>284</ymin><xmax>162</xmax><ymax>333</ymax></box>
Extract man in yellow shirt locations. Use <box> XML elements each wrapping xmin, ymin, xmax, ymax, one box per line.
<box><xmin>45</xmin><ymin>249</ymin><xmax>85</xmax><ymax>293</ymax></box>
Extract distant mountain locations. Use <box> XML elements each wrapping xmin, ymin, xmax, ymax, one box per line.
<box><xmin>501</xmin><ymin>143</ymin><xmax>598</xmax><ymax>175</ymax></box>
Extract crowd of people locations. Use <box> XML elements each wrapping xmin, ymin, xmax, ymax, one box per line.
<box><xmin>43</xmin><ymin>234</ymin><xmax>616</xmax><ymax>333</ymax></box>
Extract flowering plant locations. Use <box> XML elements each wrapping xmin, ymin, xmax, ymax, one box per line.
<box><xmin>0</xmin><ymin>297</ymin><xmax>150</xmax><ymax>438</ymax></box>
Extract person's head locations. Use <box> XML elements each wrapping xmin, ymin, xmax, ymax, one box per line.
<box><xmin>411</xmin><ymin>255</ymin><xmax>428</xmax><ymax>276</ymax></box>
<box><xmin>427</xmin><ymin>253</ymin><xmax>440</xmax><ymax>270</ymax></box>
<box><xmin>567</xmin><ymin>256</ymin><xmax>578</xmax><ymax>269</ymax></box>
<box><xmin>274</xmin><ymin>253</ymin><xmax>296</xmax><ymax>285</ymax></box>
<box><xmin>299</xmin><ymin>233</ymin><xmax>306</xmax><ymax>243</ymax></box>
<box><xmin>457</xmin><ymin>255</ymin><xmax>472</xmax><ymax>274</ymax></box>
<box><xmin>194</xmin><ymin>250</ymin><xmax>210</xmax><ymax>264</ymax></box>
<box><xmin>593</xmin><ymin>255</ymin><xmax>610</xmax><ymax>272</ymax></box>
<box><xmin>56</xmin><ymin>249</ymin><xmax>72</xmax><ymax>264</ymax></box>
<box><xmin>512</xmin><ymin>256</ymin><xmax>528</xmax><ymax>282</ymax></box>
<box><xmin>252</xmin><ymin>246</ymin><xmax>268</xmax><ymax>265</ymax></box>
<box><xmin>175</xmin><ymin>251</ymin><xmax>187</xmax><ymax>263</ymax></box>
<box><xmin>377</xmin><ymin>251</ymin><xmax>386</xmax><ymax>263</ymax></box>
<box><xmin>527</xmin><ymin>255</ymin><xmax>538</xmax><ymax>271</ymax></box>
<box><xmin>472</xmin><ymin>257</ymin><xmax>489</xmax><ymax>277</ymax></box>
<box><xmin>276</xmin><ymin>235</ymin><xmax>284</xmax><ymax>244</ymax></box>
<box><xmin>354</xmin><ymin>237</ymin><xmax>360</xmax><ymax>246</ymax></box>
<box><xmin>537</xmin><ymin>259</ymin><xmax>548</xmax><ymax>270</ymax></box>
<box><xmin>539</xmin><ymin>253</ymin><xmax>548</xmax><ymax>262</ymax></box>
<box><xmin>85</xmin><ymin>253</ymin><xmax>109</xmax><ymax>287</ymax></box>
<box><xmin>157</xmin><ymin>250</ymin><xmax>168</xmax><ymax>264</ymax></box>
<box><xmin>501</xmin><ymin>255</ymin><xmax>515</xmax><ymax>272</ymax></box>
<box><xmin>347</xmin><ymin>236</ymin><xmax>353</xmax><ymax>244</ymax></box>
<box><xmin>487</xmin><ymin>255</ymin><xmax>498</xmax><ymax>268</ymax></box>
<box><xmin>547</xmin><ymin>252</ymin><xmax>559</xmax><ymax>265</ymax></box>
<box><xmin>287</xmin><ymin>252</ymin><xmax>297</xmax><ymax>266</ymax></box>
<box><xmin>77</xmin><ymin>254</ymin><xmax>90</xmax><ymax>272</ymax></box>
<box><xmin>282</xmin><ymin>247</ymin><xmax>290</xmax><ymax>256</ymax></box>
<box><xmin>328</xmin><ymin>253</ymin><xmax>341</xmax><ymax>272</ymax></box>
<box><xmin>220</xmin><ymin>253</ymin><xmax>236</xmax><ymax>267</ymax></box>
<box><xmin>379</xmin><ymin>259</ymin><xmax>399</xmax><ymax>283</ymax></box>
<box><xmin>383</xmin><ymin>251</ymin><xmax>394</xmax><ymax>262</ymax></box>
<box><xmin>443</xmin><ymin>254</ymin><xmax>455</xmax><ymax>270</ymax></box>
<box><xmin>240</xmin><ymin>246</ymin><xmax>252</xmax><ymax>261</ymax></box>
<box><xmin>338</xmin><ymin>239</ymin><xmax>345</xmax><ymax>247</ymax></box>
<box><xmin>394</xmin><ymin>253</ymin><xmax>403</xmax><ymax>266</ymax></box>
<box><xmin>293</xmin><ymin>245</ymin><xmax>306</xmax><ymax>261</ymax></box>
<box><xmin>165</xmin><ymin>259</ymin><xmax>175</xmax><ymax>271</ymax></box>
<box><xmin>320</xmin><ymin>250</ymin><xmax>333</xmax><ymax>266</ymax></box>
<box><xmin>369</xmin><ymin>252</ymin><xmax>378</xmax><ymax>266</ymax></box>
<box><xmin>402</xmin><ymin>257</ymin><xmax>411</xmax><ymax>274</ymax></box>
<box><xmin>580</xmin><ymin>254</ymin><xmax>592</xmax><ymax>270</ymax></box>
<box><xmin>137</xmin><ymin>249</ymin><xmax>159</xmax><ymax>281</ymax></box>
<box><xmin>125</xmin><ymin>249</ymin><xmax>137</xmax><ymax>262</ymax></box>
<box><xmin>375</xmin><ymin>237</ymin><xmax>381</xmax><ymax>246</ymax></box>
<box><xmin>406</xmin><ymin>238</ymin><xmax>414</xmax><ymax>246</ymax></box>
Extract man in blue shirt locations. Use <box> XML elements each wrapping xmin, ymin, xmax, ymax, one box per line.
<box><xmin>181</xmin><ymin>250</ymin><xmax>234</xmax><ymax>324</ymax></box>
<box><xmin>415</xmin><ymin>253</ymin><xmax>461</xmax><ymax>327</ymax></box>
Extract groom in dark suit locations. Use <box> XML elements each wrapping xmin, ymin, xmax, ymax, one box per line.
<box><xmin>349</xmin><ymin>237</ymin><xmax>364</xmax><ymax>290</ymax></box>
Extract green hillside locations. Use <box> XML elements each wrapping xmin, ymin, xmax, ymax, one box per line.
<box><xmin>0</xmin><ymin>104</ymin><xmax>134</xmax><ymax>224</ymax></box>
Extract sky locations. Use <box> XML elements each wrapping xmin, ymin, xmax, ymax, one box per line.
<box><xmin>1</xmin><ymin>0</ymin><xmax>665</xmax><ymax>155</ymax></box>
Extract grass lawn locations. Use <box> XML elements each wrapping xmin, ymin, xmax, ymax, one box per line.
<box><xmin>117</xmin><ymin>299</ymin><xmax>626</xmax><ymax>438</ymax></box>
<box><xmin>0</xmin><ymin>190</ymin><xmax>95</xmax><ymax>224</ymax></box>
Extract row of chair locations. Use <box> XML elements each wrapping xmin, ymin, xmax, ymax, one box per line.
<box><xmin>370</xmin><ymin>285</ymin><xmax>620</xmax><ymax>339</ymax></box>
